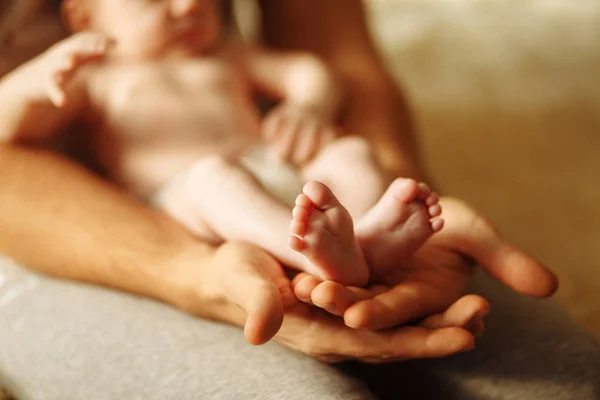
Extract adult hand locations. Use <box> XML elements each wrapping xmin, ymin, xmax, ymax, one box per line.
<box><xmin>292</xmin><ymin>197</ymin><xmax>559</xmax><ymax>330</ymax></box>
<box><xmin>175</xmin><ymin>240</ymin><xmax>487</xmax><ymax>363</ymax></box>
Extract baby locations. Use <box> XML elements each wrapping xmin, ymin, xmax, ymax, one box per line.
<box><xmin>0</xmin><ymin>0</ymin><xmax>442</xmax><ymax>290</ymax></box>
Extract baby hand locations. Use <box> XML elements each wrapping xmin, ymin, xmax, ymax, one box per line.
<box><xmin>40</xmin><ymin>32</ymin><xmax>112</xmax><ymax>107</ymax></box>
<box><xmin>262</xmin><ymin>103</ymin><xmax>337</xmax><ymax>166</ymax></box>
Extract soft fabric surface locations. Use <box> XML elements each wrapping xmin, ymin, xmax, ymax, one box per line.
<box><xmin>0</xmin><ymin>257</ymin><xmax>373</xmax><ymax>400</ymax></box>
<box><xmin>1</xmin><ymin>256</ymin><xmax>599</xmax><ymax>399</ymax></box>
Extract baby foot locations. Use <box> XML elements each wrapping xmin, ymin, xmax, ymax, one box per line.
<box><xmin>289</xmin><ymin>181</ymin><xmax>369</xmax><ymax>286</ymax></box>
<box><xmin>356</xmin><ymin>178</ymin><xmax>443</xmax><ymax>281</ymax></box>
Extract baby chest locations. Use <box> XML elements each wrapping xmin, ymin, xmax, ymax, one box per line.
<box><xmin>92</xmin><ymin>62</ymin><xmax>254</xmax><ymax>142</ymax></box>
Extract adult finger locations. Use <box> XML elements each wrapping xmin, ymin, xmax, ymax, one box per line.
<box><xmin>442</xmin><ymin>198</ymin><xmax>559</xmax><ymax>297</ymax></box>
<box><xmin>311</xmin><ymin>281</ymin><xmax>386</xmax><ymax>317</ymax></box>
<box><xmin>419</xmin><ymin>294</ymin><xmax>489</xmax><ymax>330</ymax></box>
<box><xmin>344</xmin><ymin>281</ymin><xmax>448</xmax><ymax>330</ymax></box>
<box><xmin>278</xmin><ymin>310</ymin><xmax>475</xmax><ymax>362</ymax></box>
<box><xmin>292</xmin><ymin>272</ymin><xmax>321</xmax><ymax>305</ymax></box>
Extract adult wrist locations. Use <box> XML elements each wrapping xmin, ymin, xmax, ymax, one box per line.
<box><xmin>146</xmin><ymin>236</ymin><xmax>215</xmax><ymax>308</ymax></box>
<box><xmin>155</xmin><ymin>238</ymin><xmax>248</xmax><ymax>329</ymax></box>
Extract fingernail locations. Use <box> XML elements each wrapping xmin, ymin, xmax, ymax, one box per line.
<box><xmin>465</xmin><ymin>318</ymin><xmax>485</xmax><ymax>338</ymax></box>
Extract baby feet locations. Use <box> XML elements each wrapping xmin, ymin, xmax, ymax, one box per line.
<box><xmin>289</xmin><ymin>181</ymin><xmax>369</xmax><ymax>286</ymax></box>
<box><xmin>288</xmin><ymin>178</ymin><xmax>443</xmax><ymax>319</ymax></box>
<box><xmin>355</xmin><ymin>178</ymin><xmax>443</xmax><ymax>281</ymax></box>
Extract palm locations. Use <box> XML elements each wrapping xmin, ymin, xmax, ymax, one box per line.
<box><xmin>341</xmin><ymin>197</ymin><xmax>557</xmax><ymax>330</ymax></box>
<box><xmin>202</xmin><ymin>197</ymin><xmax>555</xmax><ymax>360</ymax></box>
<box><xmin>207</xmin><ymin>240</ymin><xmax>479</xmax><ymax>362</ymax></box>
<box><xmin>383</xmin><ymin>199</ymin><xmax>480</xmax><ymax>312</ymax></box>
<box><xmin>276</xmin><ymin>303</ymin><xmax>467</xmax><ymax>363</ymax></box>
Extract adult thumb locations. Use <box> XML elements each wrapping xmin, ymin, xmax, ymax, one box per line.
<box><xmin>215</xmin><ymin>242</ymin><xmax>293</xmax><ymax>345</ymax></box>
<box><xmin>443</xmin><ymin>198</ymin><xmax>559</xmax><ymax>298</ymax></box>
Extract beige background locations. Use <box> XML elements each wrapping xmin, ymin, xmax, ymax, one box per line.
<box><xmin>367</xmin><ymin>0</ymin><xmax>600</xmax><ymax>336</ymax></box>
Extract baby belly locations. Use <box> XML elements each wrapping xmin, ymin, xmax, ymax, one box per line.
<box><xmin>116</xmin><ymin>145</ymin><xmax>223</xmax><ymax>197</ymax></box>
<box><xmin>119</xmin><ymin>142</ymin><xmax>304</xmax><ymax>206</ymax></box>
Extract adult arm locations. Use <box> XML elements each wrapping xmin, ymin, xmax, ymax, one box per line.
<box><xmin>0</xmin><ymin>145</ymin><xmax>212</xmax><ymax>305</ymax></box>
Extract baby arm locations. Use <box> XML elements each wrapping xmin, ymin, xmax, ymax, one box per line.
<box><xmin>0</xmin><ymin>32</ymin><xmax>110</xmax><ymax>143</ymax></box>
<box><xmin>248</xmin><ymin>49</ymin><xmax>344</xmax><ymax>165</ymax></box>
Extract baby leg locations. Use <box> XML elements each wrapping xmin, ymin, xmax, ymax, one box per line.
<box><xmin>167</xmin><ymin>156</ymin><xmax>368</xmax><ymax>285</ymax></box>
<box><xmin>301</xmin><ymin>136</ymin><xmax>387</xmax><ymax>219</ymax></box>
<box><xmin>152</xmin><ymin>171</ymin><xmax>218</xmax><ymax>242</ymax></box>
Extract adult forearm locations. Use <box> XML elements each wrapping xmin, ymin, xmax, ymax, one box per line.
<box><xmin>0</xmin><ymin>145</ymin><xmax>214</xmax><ymax>306</ymax></box>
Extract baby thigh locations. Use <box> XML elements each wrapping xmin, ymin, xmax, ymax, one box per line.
<box><xmin>154</xmin><ymin>168</ymin><xmax>222</xmax><ymax>244</ymax></box>
<box><xmin>161</xmin><ymin>155</ymin><xmax>307</xmax><ymax>269</ymax></box>
<box><xmin>301</xmin><ymin>136</ymin><xmax>388</xmax><ymax>219</ymax></box>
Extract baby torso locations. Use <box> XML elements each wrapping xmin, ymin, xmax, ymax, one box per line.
<box><xmin>82</xmin><ymin>46</ymin><xmax>261</xmax><ymax>196</ymax></box>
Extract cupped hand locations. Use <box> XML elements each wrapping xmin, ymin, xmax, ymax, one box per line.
<box><xmin>292</xmin><ymin>197</ymin><xmax>559</xmax><ymax>330</ymax></box>
<box><xmin>178</xmin><ymin>240</ymin><xmax>487</xmax><ymax>363</ymax></box>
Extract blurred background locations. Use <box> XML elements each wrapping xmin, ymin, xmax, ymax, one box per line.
<box><xmin>366</xmin><ymin>0</ymin><xmax>600</xmax><ymax>337</ymax></box>
<box><xmin>2</xmin><ymin>0</ymin><xmax>599</xmax><ymax>337</ymax></box>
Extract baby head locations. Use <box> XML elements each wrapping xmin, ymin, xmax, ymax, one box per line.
<box><xmin>62</xmin><ymin>0</ymin><xmax>231</xmax><ymax>59</ymax></box>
